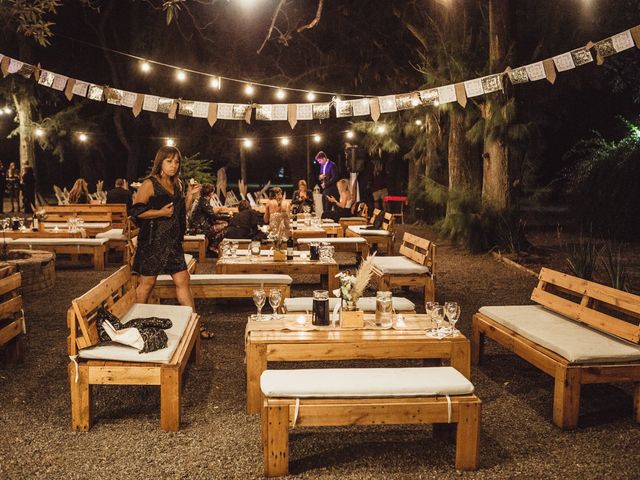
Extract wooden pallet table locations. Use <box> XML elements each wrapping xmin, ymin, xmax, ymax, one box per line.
<box><xmin>244</xmin><ymin>313</ymin><xmax>470</xmax><ymax>414</ymax></box>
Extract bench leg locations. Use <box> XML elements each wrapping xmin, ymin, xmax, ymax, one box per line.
<box><xmin>160</xmin><ymin>367</ymin><xmax>181</xmax><ymax>431</ymax></box>
<box><xmin>199</xmin><ymin>242</ymin><xmax>206</xmax><ymax>263</ymax></box>
<box><xmin>262</xmin><ymin>403</ymin><xmax>289</xmax><ymax>477</ymax></box>
<box><xmin>634</xmin><ymin>383</ymin><xmax>640</xmax><ymax>424</ymax></box>
<box><xmin>424</xmin><ymin>277</ymin><xmax>435</xmax><ymax>303</ymax></box>
<box><xmin>471</xmin><ymin>317</ymin><xmax>484</xmax><ymax>366</ymax></box>
<box><xmin>4</xmin><ymin>335</ymin><xmax>24</xmax><ymax>364</ymax></box>
<box><xmin>455</xmin><ymin>401</ymin><xmax>481</xmax><ymax>470</ymax></box>
<box><xmin>247</xmin><ymin>343</ymin><xmax>267</xmax><ymax>414</ymax></box>
<box><xmin>450</xmin><ymin>341</ymin><xmax>471</xmax><ymax>379</ymax></box>
<box><xmin>69</xmin><ymin>363</ymin><xmax>92</xmax><ymax>431</ymax></box>
<box><xmin>553</xmin><ymin>367</ymin><xmax>581</xmax><ymax>430</ymax></box>
<box><xmin>93</xmin><ymin>249</ymin><xmax>105</xmax><ymax>271</ymax></box>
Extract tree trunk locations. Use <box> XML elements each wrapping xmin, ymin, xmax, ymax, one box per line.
<box><xmin>13</xmin><ymin>95</ymin><xmax>35</xmax><ymax>174</ymax></box>
<box><xmin>483</xmin><ymin>0</ymin><xmax>513</xmax><ymax>211</ymax></box>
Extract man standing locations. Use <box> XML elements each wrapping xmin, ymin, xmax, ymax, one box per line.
<box><xmin>106</xmin><ymin>178</ymin><xmax>133</xmax><ymax>212</ymax></box>
<box><xmin>316</xmin><ymin>151</ymin><xmax>338</xmax><ymax>212</ymax></box>
<box><xmin>0</xmin><ymin>161</ymin><xmax>6</xmax><ymax>213</ymax></box>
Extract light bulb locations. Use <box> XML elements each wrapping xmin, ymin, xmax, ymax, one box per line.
<box><xmin>34</xmin><ymin>128</ymin><xmax>44</xmax><ymax>137</ymax></box>
<box><xmin>376</xmin><ymin>125</ymin><xmax>386</xmax><ymax>134</ymax></box>
<box><xmin>346</xmin><ymin>130</ymin><xmax>354</xmax><ymax>139</ymax></box>
<box><xmin>414</xmin><ymin>119</ymin><xmax>423</xmax><ymax>126</ymax></box>
<box><xmin>165</xmin><ymin>138</ymin><xmax>175</xmax><ymax>147</ymax></box>
<box><xmin>3</xmin><ymin>107</ymin><xmax>12</xmax><ymax>115</ymax></box>
<box><xmin>140</xmin><ymin>61</ymin><xmax>151</xmax><ymax>73</ymax></box>
<box><xmin>78</xmin><ymin>133</ymin><xmax>88</xmax><ymax>142</ymax></box>
<box><xmin>210</xmin><ymin>77</ymin><xmax>221</xmax><ymax>90</ymax></box>
<box><xmin>312</xmin><ymin>134</ymin><xmax>321</xmax><ymax>143</ymax></box>
<box><xmin>244</xmin><ymin>84</ymin><xmax>255</xmax><ymax>96</ymax></box>
<box><xmin>280</xmin><ymin>137</ymin><xmax>290</xmax><ymax>146</ymax></box>
<box><xmin>176</xmin><ymin>70</ymin><xmax>187</xmax><ymax>82</ymax></box>
<box><xmin>306</xmin><ymin>92</ymin><xmax>317</xmax><ymax>102</ymax></box>
<box><xmin>243</xmin><ymin>138</ymin><xmax>254</xmax><ymax>149</ymax></box>
<box><xmin>275</xmin><ymin>88</ymin><xmax>286</xmax><ymax>100</ymax></box>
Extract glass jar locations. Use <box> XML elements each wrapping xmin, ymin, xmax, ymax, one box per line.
<box><xmin>309</xmin><ymin>241</ymin><xmax>320</xmax><ymax>260</ymax></box>
<box><xmin>312</xmin><ymin>290</ymin><xmax>330</xmax><ymax>326</ymax></box>
<box><xmin>375</xmin><ymin>291</ymin><xmax>393</xmax><ymax>328</ymax></box>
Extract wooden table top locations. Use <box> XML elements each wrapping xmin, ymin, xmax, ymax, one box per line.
<box><xmin>245</xmin><ymin>314</ymin><xmax>465</xmax><ymax>343</ymax></box>
<box><xmin>217</xmin><ymin>254</ymin><xmax>337</xmax><ymax>266</ymax></box>
<box><xmin>1</xmin><ymin>229</ymin><xmax>86</xmax><ymax>239</ymax></box>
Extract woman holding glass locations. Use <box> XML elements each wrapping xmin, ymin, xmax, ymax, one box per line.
<box><xmin>131</xmin><ymin>146</ymin><xmax>212</xmax><ymax>339</ymax></box>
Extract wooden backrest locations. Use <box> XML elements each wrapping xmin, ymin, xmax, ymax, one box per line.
<box><xmin>44</xmin><ymin>204</ymin><xmax>128</xmax><ymax>228</ymax></box>
<box><xmin>531</xmin><ymin>267</ymin><xmax>640</xmax><ymax>344</ymax></box>
<box><xmin>0</xmin><ymin>266</ymin><xmax>23</xmax><ymax>325</ymax></box>
<box><xmin>68</xmin><ymin>265</ymin><xmax>136</xmax><ymax>354</ymax></box>
<box><xmin>399</xmin><ymin>232</ymin><xmax>436</xmax><ymax>273</ymax></box>
<box><xmin>368</xmin><ymin>208</ymin><xmax>382</xmax><ymax>225</ymax></box>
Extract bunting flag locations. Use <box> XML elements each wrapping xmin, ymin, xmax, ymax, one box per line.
<box><xmin>0</xmin><ymin>24</ymin><xmax>638</xmax><ymax>127</ymax></box>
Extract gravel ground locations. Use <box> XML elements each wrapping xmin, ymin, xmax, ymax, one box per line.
<box><xmin>1</xmin><ymin>224</ymin><xmax>638</xmax><ymax>479</ymax></box>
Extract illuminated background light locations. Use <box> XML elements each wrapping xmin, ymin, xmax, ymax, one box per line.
<box><xmin>78</xmin><ymin>133</ymin><xmax>88</xmax><ymax>142</ymax></box>
<box><xmin>176</xmin><ymin>70</ymin><xmax>187</xmax><ymax>82</ymax></box>
<box><xmin>3</xmin><ymin>107</ymin><xmax>12</xmax><ymax>115</ymax></box>
<box><xmin>34</xmin><ymin>128</ymin><xmax>44</xmax><ymax>137</ymax></box>
<box><xmin>243</xmin><ymin>138</ymin><xmax>254</xmax><ymax>148</ymax></box>
<box><xmin>140</xmin><ymin>61</ymin><xmax>151</xmax><ymax>73</ymax></box>
<box><xmin>411</xmin><ymin>97</ymin><xmax>421</xmax><ymax>107</ymax></box>
<box><xmin>346</xmin><ymin>130</ymin><xmax>354</xmax><ymax>139</ymax></box>
<box><xmin>376</xmin><ymin>125</ymin><xmax>386</xmax><ymax>134</ymax></box>
<box><xmin>244</xmin><ymin>84</ymin><xmax>255</xmax><ymax>96</ymax></box>
<box><xmin>312</xmin><ymin>134</ymin><xmax>321</xmax><ymax>143</ymax></box>
<box><xmin>306</xmin><ymin>92</ymin><xmax>317</xmax><ymax>102</ymax></box>
<box><xmin>280</xmin><ymin>137</ymin><xmax>290</xmax><ymax>146</ymax></box>
<box><xmin>210</xmin><ymin>77</ymin><xmax>221</xmax><ymax>89</ymax></box>
<box><xmin>415</xmin><ymin>119</ymin><xmax>423</xmax><ymax>126</ymax></box>
<box><xmin>165</xmin><ymin>138</ymin><xmax>176</xmax><ymax>147</ymax></box>
<box><xmin>275</xmin><ymin>88</ymin><xmax>286</xmax><ymax>100</ymax></box>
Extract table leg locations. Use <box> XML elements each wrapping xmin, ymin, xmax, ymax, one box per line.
<box><xmin>246</xmin><ymin>342</ymin><xmax>267</xmax><ymax>414</ymax></box>
<box><xmin>327</xmin><ymin>264</ymin><xmax>339</xmax><ymax>292</ymax></box>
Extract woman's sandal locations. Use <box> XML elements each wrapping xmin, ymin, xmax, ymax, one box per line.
<box><xmin>200</xmin><ymin>325</ymin><xmax>214</xmax><ymax>340</ymax></box>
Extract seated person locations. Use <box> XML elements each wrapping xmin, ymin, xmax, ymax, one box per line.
<box><xmin>189</xmin><ymin>183</ymin><xmax>228</xmax><ymax>253</ymax></box>
<box><xmin>321</xmin><ymin>179</ymin><xmax>352</xmax><ymax>222</ymax></box>
<box><xmin>106</xmin><ymin>178</ymin><xmax>133</xmax><ymax>212</ymax></box>
<box><xmin>69</xmin><ymin>178</ymin><xmax>90</xmax><ymax>204</ymax></box>
<box><xmin>225</xmin><ymin>200</ymin><xmax>259</xmax><ymax>239</ymax></box>
<box><xmin>263</xmin><ymin>187</ymin><xmax>290</xmax><ymax>226</ymax></box>
<box><xmin>291</xmin><ymin>179</ymin><xmax>313</xmax><ymax>215</ymax></box>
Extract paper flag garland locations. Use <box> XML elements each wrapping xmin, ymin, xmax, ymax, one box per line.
<box><xmin>464</xmin><ymin>78</ymin><xmax>484</xmax><ymax>98</ymax></box>
<box><xmin>142</xmin><ymin>94</ymin><xmax>159</xmax><ymax>112</ymax></box>
<box><xmin>335</xmin><ymin>100</ymin><xmax>353</xmax><ymax>118</ymax></box>
<box><xmin>352</xmin><ymin>98</ymin><xmax>371</xmax><ymax>116</ymax></box>
<box><xmin>378</xmin><ymin>95</ymin><xmax>397</xmax><ymax>113</ymax></box>
<box><xmin>437</xmin><ymin>84</ymin><xmax>457</xmax><ymax>104</ymax></box>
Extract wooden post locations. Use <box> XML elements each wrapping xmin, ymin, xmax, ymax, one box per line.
<box><xmin>553</xmin><ymin>367</ymin><xmax>581</xmax><ymax>430</ymax></box>
<box><xmin>425</xmin><ymin>276</ymin><xmax>436</xmax><ymax>303</ymax></box>
<box><xmin>93</xmin><ymin>247</ymin><xmax>105</xmax><ymax>271</ymax></box>
<box><xmin>160</xmin><ymin>366</ymin><xmax>181</xmax><ymax>431</ymax></box>
<box><xmin>69</xmin><ymin>363</ymin><xmax>92</xmax><ymax>431</ymax></box>
<box><xmin>262</xmin><ymin>402</ymin><xmax>289</xmax><ymax>477</ymax></box>
<box><xmin>455</xmin><ymin>400</ymin><xmax>481</xmax><ymax>470</ymax></box>
<box><xmin>470</xmin><ymin>316</ymin><xmax>484</xmax><ymax>366</ymax></box>
<box><xmin>246</xmin><ymin>343</ymin><xmax>268</xmax><ymax>414</ymax></box>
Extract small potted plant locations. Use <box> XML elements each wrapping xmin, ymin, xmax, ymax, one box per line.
<box><xmin>268</xmin><ymin>213</ymin><xmax>290</xmax><ymax>262</ymax></box>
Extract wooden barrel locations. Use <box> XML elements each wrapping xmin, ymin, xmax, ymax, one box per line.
<box><xmin>0</xmin><ymin>249</ymin><xmax>55</xmax><ymax>294</ymax></box>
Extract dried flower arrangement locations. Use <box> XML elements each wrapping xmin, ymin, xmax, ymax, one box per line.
<box><xmin>333</xmin><ymin>253</ymin><xmax>376</xmax><ymax>309</ymax></box>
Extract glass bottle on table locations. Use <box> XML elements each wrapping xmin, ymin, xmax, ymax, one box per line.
<box><xmin>312</xmin><ymin>290</ymin><xmax>330</xmax><ymax>326</ymax></box>
<box><xmin>286</xmin><ymin>236</ymin><xmax>294</xmax><ymax>260</ymax></box>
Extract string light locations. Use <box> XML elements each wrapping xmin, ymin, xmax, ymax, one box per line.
<box><xmin>34</xmin><ymin>128</ymin><xmax>44</xmax><ymax>137</ymax></box>
<box><xmin>306</xmin><ymin>92</ymin><xmax>317</xmax><ymax>102</ymax></box>
<box><xmin>242</xmin><ymin>138</ymin><xmax>254</xmax><ymax>149</ymax></box>
<box><xmin>140</xmin><ymin>61</ymin><xmax>151</xmax><ymax>73</ymax></box>
<box><xmin>165</xmin><ymin>138</ymin><xmax>176</xmax><ymax>147</ymax></box>
<box><xmin>275</xmin><ymin>88</ymin><xmax>286</xmax><ymax>100</ymax></box>
<box><xmin>414</xmin><ymin>119</ymin><xmax>423</xmax><ymax>126</ymax></box>
<box><xmin>433</xmin><ymin>99</ymin><xmax>440</xmax><ymax>107</ymax></box>
<box><xmin>78</xmin><ymin>133</ymin><xmax>88</xmax><ymax>142</ymax></box>
<box><xmin>345</xmin><ymin>130</ymin><xmax>354</xmax><ymax>139</ymax></box>
<box><xmin>209</xmin><ymin>76</ymin><xmax>221</xmax><ymax>90</ymax></box>
<box><xmin>280</xmin><ymin>137</ymin><xmax>290</xmax><ymax>146</ymax></box>
<box><xmin>244</xmin><ymin>84</ymin><xmax>255</xmax><ymax>96</ymax></box>
<box><xmin>312</xmin><ymin>133</ymin><xmax>322</xmax><ymax>143</ymax></box>
<box><xmin>376</xmin><ymin>125</ymin><xmax>386</xmax><ymax>134</ymax></box>
<box><xmin>176</xmin><ymin>70</ymin><xmax>187</xmax><ymax>82</ymax></box>
<box><xmin>3</xmin><ymin>107</ymin><xmax>12</xmax><ymax>115</ymax></box>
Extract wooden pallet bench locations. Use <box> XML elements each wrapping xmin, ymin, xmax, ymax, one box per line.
<box><xmin>183</xmin><ymin>234</ymin><xmax>208</xmax><ymax>263</ymax></box>
<box><xmin>472</xmin><ymin>267</ymin><xmax>640</xmax><ymax>429</ymax></box>
<box><xmin>44</xmin><ymin>204</ymin><xmax>128</xmax><ymax>228</ymax></box>
<box><xmin>0</xmin><ymin>266</ymin><xmax>26</xmax><ymax>364</ymax></box>
<box><xmin>8</xmin><ymin>238</ymin><xmax>109</xmax><ymax>271</ymax></box>
<box><xmin>152</xmin><ymin>274</ymin><xmax>292</xmax><ymax>301</ymax></box>
<box><xmin>67</xmin><ymin>265</ymin><xmax>200</xmax><ymax>431</ymax></box>
<box><xmin>260</xmin><ymin>367</ymin><xmax>481</xmax><ymax>476</ymax></box>
<box><xmin>370</xmin><ymin>232</ymin><xmax>436</xmax><ymax>303</ymax></box>
<box><xmin>344</xmin><ymin>209</ymin><xmax>395</xmax><ymax>255</ymax></box>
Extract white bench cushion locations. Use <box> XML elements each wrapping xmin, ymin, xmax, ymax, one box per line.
<box><xmin>348</xmin><ymin>225</ymin><xmax>390</xmax><ymax>236</ymax></box>
<box><xmin>184</xmin><ymin>234</ymin><xmax>205</xmax><ymax>241</ymax></box>
<box><xmin>479</xmin><ymin>305</ymin><xmax>640</xmax><ymax>364</ymax></box>
<box><xmin>285</xmin><ymin>296</ymin><xmax>415</xmax><ymax>312</ymax></box>
<box><xmin>78</xmin><ymin>304</ymin><xmax>193</xmax><ymax>364</ymax></box>
<box><xmin>372</xmin><ymin>256</ymin><xmax>430</xmax><ymax>275</ymax></box>
<box><xmin>261</xmin><ymin>367</ymin><xmax>474</xmax><ymax>398</ymax></box>
<box><xmin>12</xmin><ymin>238</ymin><xmax>109</xmax><ymax>246</ymax></box>
<box><xmin>95</xmin><ymin>228</ymin><xmax>125</xmax><ymax>240</ymax></box>
<box><xmin>44</xmin><ymin>222</ymin><xmax>111</xmax><ymax>229</ymax></box>
<box><xmin>157</xmin><ymin>274</ymin><xmax>293</xmax><ymax>286</ymax></box>
<box><xmin>297</xmin><ymin>237</ymin><xmax>366</xmax><ymax>244</ymax></box>
<box><xmin>338</xmin><ymin>217</ymin><xmax>366</xmax><ymax>222</ymax></box>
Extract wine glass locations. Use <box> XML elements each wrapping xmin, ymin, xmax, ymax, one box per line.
<box><xmin>253</xmin><ymin>288</ymin><xmax>266</xmax><ymax>321</ymax></box>
<box><xmin>269</xmin><ymin>289</ymin><xmax>282</xmax><ymax>320</ymax></box>
<box><xmin>250</xmin><ymin>240</ymin><xmax>261</xmax><ymax>262</ymax></box>
<box><xmin>445</xmin><ymin>301</ymin><xmax>461</xmax><ymax>336</ymax></box>
<box><xmin>430</xmin><ymin>304</ymin><xmax>445</xmax><ymax>338</ymax></box>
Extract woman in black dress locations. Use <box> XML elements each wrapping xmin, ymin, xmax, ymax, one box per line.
<box><xmin>131</xmin><ymin>147</ymin><xmax>203</xmax><ymax>327</ymax></box>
